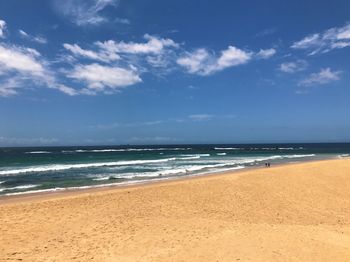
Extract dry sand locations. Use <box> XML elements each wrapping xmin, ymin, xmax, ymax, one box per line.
<box><xmin>1</xmin><ymin>159</ymin><xmax>350</xmax><ymax>261</ymax></box>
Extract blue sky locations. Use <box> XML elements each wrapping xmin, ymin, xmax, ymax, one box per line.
<box><xmin>0</xmin><ymin>0</ymin><xmax>350</xmax><ymax>146</ymax></box>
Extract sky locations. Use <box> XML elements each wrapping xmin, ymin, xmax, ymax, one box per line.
<box><xmin>0</xmin><ymin>0</ymin><xmax>350</xmax><ymax>146</ymax></box>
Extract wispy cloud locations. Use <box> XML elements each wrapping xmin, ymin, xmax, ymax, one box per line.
<box><xmin>255</xmin><ymin>27</ymin><xmax>277</xmax><ymax>38</ymax></box>
<box><xmin>256</xmin><ymin>48</ymin><xmax>276</xmax><ymax>59</ymax></box>
<box><xmin>0</xmin><ymin>78</ymin><xmax>24</xmax><ymax>97</ymax></box>
<box><xmin>62</xmin><ymin>34</ymin><xmax>179</xmax><ymax>70</ymax></box>
<box><xmin>95</xmin><ymin>34</ymin><xmax>179</xmax><ymax>55</ymax></box>
<box><xmin>279</xmin><ymin>60</ymin><xmax>308</xmax><ymax>73</ymax></box>
<box><xmin>188</xmin><ymin>114</ymin><xmax>213</xmax><ymax>121</ymax></box>
<box><xmin>93</xmin><ymin>120</ymin><xmax>164</xmax><ymax>129</ymax></box>
<box><xmin>62</xmin><ymin>34</ymin><xmax>180</xmax><ymax>84</ymax></box>
<box><xmin>63</xmin><ymin>43</ymin><xmax>120</xmax><ymax>62</ymax></box>
<box><xmin>19</xmin><ymin>30</ymin><xmax>47</xmax><ymax>44</ymax></box>
<box><xmin>126</xmin><ymin>136</ymin><xmax>179</xmax><ymax>144</ymax></box>
<box><xmin>92</xmin><ymin>113</ymin><xmax>235</xmax><ymax>130</ymax></box>
<box><xmin>53</xmin><ymin>0</ymin><xmax>119</xmax><ymax>26</ymax></box>
<box><xmin>291</xmin><ymin>22</ymin><xmax>350</xmax><ymax>55</ymax></box>
<box><xmin>0</xmin><ymin>19</ymin><xmax>6</xmax><ymax>38</ymax></box>
<box><xmin>177</xmin><ymin>46</ymin><xmax>252</xmax><ymax>75</ymax></box>
<box><xmin>0</xmin><ymin>43</ymin><xmax>48</xmax><ymax>96</ymax></box>
<box><xmin>114</xmin><ymin>17</ymin><xmax>130</xmax><ymax>25</ymax></box>
<box><xmin>298</xmin><ymin>68</ymin><xmax>341</xmax><ymax>86</ymax></box>
<box><xmin>0</xmin><ymin>136</ymin><xmax>58</xmax><ymax>146</ymax></box>
<box><xmin>0</xmin><ymin>42</ymin><xmax>78</xmax><ymax>97</ymax></box>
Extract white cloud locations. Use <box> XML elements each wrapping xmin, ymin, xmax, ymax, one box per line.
<box><xmin>188</xmin><ymin>114</ymin><xmax>213</xmax><ymax>121</ymax></box>
<box><xmin>62</xmin><ymin>34</ymin><xmax>178</xmax><ymax>74</ymax></box>
<box><xmin>95</xmin><ymin>34</ymin><xmax>179</xmax><ymax>55</ymax></box>
<box><xmin>256</xmin><ymin>48</ymin><xmax>276</xmax><ymax>59</ymax></box>
<box><xmin>291</xmin><ymin>23</ymin><xmax>350</xmax><ymax>54</ymax></box>
<box><xmin>19</xmin><ymin>30</ymin><xmax>47</xmax><ymax>44</ymax></box>
<box><xmin>279</xmin><ymin>60</ymin><xmax>308</xmax><ymax>73</ymax></box>
<box><xmin>216</xmin><ymin>46</ymin><xmax>252</xmax><ymax>69</ymax></box>
<box><xmin>0</xmin><ymin>78</ymin><xmax>22</xmax><ymax>97</ymax></box>
<box><xmin>0</xmin><ymin>136</ymin><xmax>58</xmax><ymax>146</ymax></box>
<box><xmin>55</xmin><ymin>84</ymin><xmax>78</xmax><ymax>96</ymax></box>
<box><xmin>63</xmin><ymin>43</ymin><xmax>120</xmax><ymax>62</ymax></box>
<box><xmin>0</xmin><ymin>19</ymin><xmax>6</xmax><ymax>38</ymax></box>
<box><xmin>53</xmin><ymin>0</ymin><xmax>119</xmax><ymax>26</ymax></box>
<box><xmin>67</xmin><ymin>63</ymin><xmax>142</xmax><ymax>92</ymax></box>
<box><xmin>255</xmin><ymin>27</ymin><xmax>277</xmax><ymax>38</ymax></box>
<box><xmin>146</xmin><ymin>55</ymin><xmax>170</xmax><ymax>68</ymax></box>
<box><xmin>59</xmin><ymin>35</ymin><xmax>180</xmax><ymax>94</ymax></box>
<box><xmin>114</xmin><ymin>17</ymin><xmax>130</xmax><ymax>25</ymax></box>
<box><xmin>177</xmin><ymin>46</ymin><xmax>252</xmax><ymax>75</ymax></box>
<box><xmin>0</xmin><ymin>43</ymin><xmax>79</xmax><ymax>96</ymax></box>
<box><xmin>93</xmin><ymin>120</ymin><xmax>164</xmax><ymax>129</ymax></box>
<box><xmin>0</xmin><ymin>44</ymin><xmax>45</xmax><ymax>77</ymax></box>
<box><xmin>94</xmin><ymin>114</ymin><xmax>237</xmax><ymax>129</ymax></box>
<box><xmin>299</xmin><ymin>68</ymin><xmax>341</xmax><ymax>86</ymax></box>
<box><xmin>127</xmin><ymin>136</ymin><xmax>179</xmax><ymax>144</ymax></box>
<box><xmin>292</xmin><ymin>34</ymin><xmax>320</xmax><ymax>50</ymax></box>
<box><xmin>176</xmin><ymin>48</ymin><xmax>210</xmax><ymax>75</ymax></box>
<box><xmin>331</xmin><ymin>41</ymin><xmax>350</xmax><ymax>49</ymax></box>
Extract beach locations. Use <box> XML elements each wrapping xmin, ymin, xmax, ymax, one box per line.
<box><xmin>1</xmin><ymin>158</ymin><xmax>350</xmax><ymax>261</ymax></box>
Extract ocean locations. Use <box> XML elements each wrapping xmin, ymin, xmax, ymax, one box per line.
<box><xmin>0</xmin><ymin>143</ymin><xmax>349</xmax><ymax>196</ymax></box>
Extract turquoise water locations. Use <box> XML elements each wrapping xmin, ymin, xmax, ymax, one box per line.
<box><xmin>0</xmin><ymin>143</ymin><xmax>349</xmax><ymax>196</ymax></box>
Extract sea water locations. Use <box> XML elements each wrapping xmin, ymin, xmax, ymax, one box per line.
<box><xmin>0</xmin><ymin>143</ymin><xmax>349</xmax><ymax>196</ymax></box>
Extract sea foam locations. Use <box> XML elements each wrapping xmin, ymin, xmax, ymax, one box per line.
<box><xmin>25</xmin><ymin>151</ymin><xmax>51</xmax><ymax>154</ymax></box>
<box><xmin>71</xmin><ymin>148</ymin><xmax>193</xmax><ymax>153</ymax></box>
<box><xmin>0</xmin><ymin>184</ymin><xmax>39</xmax><ymax>192</ymax></box>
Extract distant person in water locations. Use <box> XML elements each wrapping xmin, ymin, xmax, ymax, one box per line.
<box><xmin>268</xmin><ymin>162</ymin><xmax>271</xmax><ymax>167</ymax></box>
<box><xmin>265</xmin><ymin>163</ymin><xmax>268</xmax><ymax>167</ymax></box>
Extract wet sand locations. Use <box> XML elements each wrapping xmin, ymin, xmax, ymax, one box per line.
<box><xmin>1</xmin><ymin>159</ymin><xmax>350</xmax><ymax>261</ymax></box>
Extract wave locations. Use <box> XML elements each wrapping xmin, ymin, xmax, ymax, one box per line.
<box><xmin>0</xmin><ymin>158</ymin><xmax>178</xmax><ymax>176</ymax></box>
<box><xmin>0</xmin><ymin>153</ymin><xmax>319</xmax><ymax>196</ymax></box>
<box><xmin>282</xmin><ymin>154</ymin><xmax>315</xmax><ymax>158</ymax></box>
<box><xmin>211</xmin><ymin>154</ymin><xmax>316</xmax><ymax>166</ymax></box>
<box><xmin>179</xmin><ymin>156</ymin><xmax>200</xmax><ymax>160</ymax></box>
<box><xmin>0</xmin><ymin>153</ymin><xmax>317</xmax><ymax>177</ymax></box>
<box><xmin>157</xmin><ymin>162</ymin><xmax>245</xmax><ymax>175</ymax></box>
<box><xmin>92</xmin><ymin>176</ymin><xmax>111</xmax><ymax>181</ymax></box>
<box><xmin>3</xmin><ymin>178</ymin><xmax>174</xmax><ymax>196</ymax></box>
<box><xmin>178</xmin><ymin>154</ymin><xmax>210</xmax><ymax>160</ymax></box>
<box><xmin>0</xmin><ymin>184</ymin><xmax>39</xmax><ymax>192</ymax></box>
<box><xmin>70</xmin><ymin>148</ymin><xmax>192</xmax><ymax>153</ymax></box>
<box><xmin>156</xmin><ymin>164</ymin><xmax>245</xmax><ymax>176</ymax></box>
<box><xmin>217</xmin><ymin>153</ymin><xmax>227</xmax><ymax>156</ymax></box>
<box><xmin>3</xmin><ymin>164</ymin><xmax>247</xmax><ymax>197</ymax></box>
<box><xmin>93</xmin><ymin>163</ymin><xmax>246</xmax><ymax>181</ymax></box>
<box><xmin>214</xmin><ymin>147</ymin><xmax>240</xmax><ymax>150</ymax></box>
<box><xmin>180</xmin><ymin>154</ymin><xmax>210</xmax><ymax>157</ymax></box>
<box><xmin>215</xmin><ymin>147</ymin><xmax>301</xmax><ymax>151</ymax></box>
<box><xmin>175</xmin><ymin>154</ymin><xmax>314</xmax><ymax>173</ymax></box>
<box><xmin>25</xmin><ymin>151</ymin><xmax>51</xmax><ymax>154</ymax></box>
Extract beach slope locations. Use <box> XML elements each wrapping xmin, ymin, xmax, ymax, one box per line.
<box><xmin>1</xmin><ymin>159</ymin><xmax>350</xmax><ymax>261</ymax></box>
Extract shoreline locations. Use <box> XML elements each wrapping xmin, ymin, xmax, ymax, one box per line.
<box><xmin>0</xmin><ymin>157</ymin><xmax>338</xmax><ymax>205</ymax></box>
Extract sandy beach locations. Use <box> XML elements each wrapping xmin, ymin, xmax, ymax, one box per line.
<box><xmin>1</xmin><ymin>159</ymin><xmax>350</xmax><ymax>261</ymax></box>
